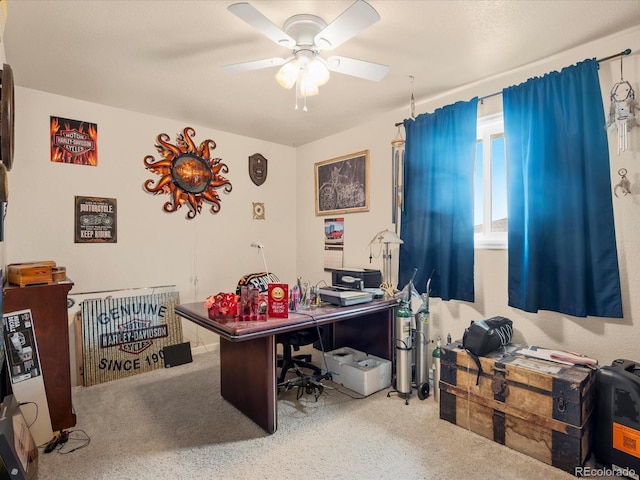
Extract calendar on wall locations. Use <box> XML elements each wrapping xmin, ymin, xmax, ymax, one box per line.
<box><xmin>324</xmin><ymin>246</ymin><xmax>343</xmax><ymax>270</ymax></box>
<box><xmin>324</xmin><ymin>218</ymin><xmax>344</xmax><ymax>271</ymax></box>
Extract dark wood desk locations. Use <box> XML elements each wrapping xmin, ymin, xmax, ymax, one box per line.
<box><xmin>174</xmin><ymin>299</ymin><xmax>397</xmax><ymax>433</ymax></box>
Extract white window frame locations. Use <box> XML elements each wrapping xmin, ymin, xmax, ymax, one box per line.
<box><xmin>475</xmin><ymin>113</ymin><xmax>507</xmax><ymax>250</ymax></box>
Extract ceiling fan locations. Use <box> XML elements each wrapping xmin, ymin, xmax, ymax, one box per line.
<box><xmin>223</xmin><ymin>0</ymin><xmax>389</xmax><ymax>110</ymax></box>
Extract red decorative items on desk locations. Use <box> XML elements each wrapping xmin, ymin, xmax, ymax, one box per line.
<box><xmin>240</xmin><ymin>285</ymin><xmax>268</xmax><ymax>321</ymax></box>
<box><xmin>205</xmin><ymin>289</ymin><xmax>267</xmax><ymax>321</ymax></box>
<box><xmin>205</xmin><ymin>292</ymin><xmax>238</xmax><ymax>320</ymax></box>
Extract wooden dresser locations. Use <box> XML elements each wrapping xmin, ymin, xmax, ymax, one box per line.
<box><xmin>3</xmin><ymin>281</ymin><xmax>76</xmax><ymax>432</ymax></box>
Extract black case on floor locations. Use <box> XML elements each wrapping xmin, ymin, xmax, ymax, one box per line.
<box><xmin>594</xmin><ymin>359</ymin><xmax>640</xmax><ymax>473</ymax></box>
<box><xmin>163</xmin><ymin>342</ymin><xmax>193</xmax><ymax>368</ymax></box>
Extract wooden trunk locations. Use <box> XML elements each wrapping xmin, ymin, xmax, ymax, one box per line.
<box><xmin>439</xmin><ymin>344</ymin><xmax>595</xmax><ymax>475</ymax></box>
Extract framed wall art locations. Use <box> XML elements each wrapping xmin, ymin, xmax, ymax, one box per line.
<box><xmin>252</xmin><ymin>202</ymin><xmax>265</xmax><ymax>220</ymax></box>
<box><xmin>75</xmin><ymin>196</ymin><xmax>117</xmax><ymax>243</ymax></box>
<box><xmin>249</xmin><ymin>153</ymin><xmax>267</xmax><ymax>186</ymax></box>
<box><xmin>314</xmin><ymin>150</ymin><xmax>369</xmax><ymax>216</ymax></box>
<box><xmin>51</xmin><ymin>116</ymin><xmax>98</xmax><ymax>166</ymax></box>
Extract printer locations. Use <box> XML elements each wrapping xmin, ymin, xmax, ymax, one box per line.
<box><xmin>318</xmin><ymin>287</ymin><xmax>374</xmax><ymax>307</ymax></box>
<box><xmin>331</xmin><ymin>268</ymin><xmax>382</xmax><ymax>290</ymax></box>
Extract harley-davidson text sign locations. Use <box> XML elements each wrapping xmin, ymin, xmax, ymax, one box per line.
<box><xmin>51</xmin><ymin>116</ymin><xmax>98</xmax><ymax>166</ymax></box>
<box><xmin>80</xmin><ymin>289</ymin><xmax>183</xmax><ymax>386</ymax></box>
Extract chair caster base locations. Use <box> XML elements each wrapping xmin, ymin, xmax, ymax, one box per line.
<box><xmin>278</xmin><ymin>372</ymin><xmax>331</xmax><ymax>401</ymax></box>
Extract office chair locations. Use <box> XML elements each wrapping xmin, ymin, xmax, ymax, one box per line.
<box><xmin>276</xmin><ymin>327</ymin><xmax>323</xmax><ymax>386</ymax></box>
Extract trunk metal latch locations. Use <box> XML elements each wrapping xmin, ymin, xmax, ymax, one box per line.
<box><xmin>491</xmin><ymin>366</ymin><xmax>510</xmax><ymax>398</ymax></box>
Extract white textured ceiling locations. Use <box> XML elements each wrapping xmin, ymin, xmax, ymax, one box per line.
<box><xmin>3</xmin><ymin>0</ymin><xmax>640</xmax><ymax>146</ymax></box>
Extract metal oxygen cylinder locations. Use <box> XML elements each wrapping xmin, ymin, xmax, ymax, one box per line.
<box><xmin>432</xmin><ymin>337</ymin><xmax>441</xmax><ymax>402</ymax></box>
<box><xmin>394</xmin><ymin>299</ymin><xmax>413</xmax><ymax>395</ymax></box>
<box><xmin>414</xmin><ymin>293</ymin><xmax>430</xmax><ymax>399</ymax></box>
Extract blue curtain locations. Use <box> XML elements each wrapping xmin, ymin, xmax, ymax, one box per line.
<box><xmin>503</xmin><ymin>59</ymin><xmax>622</xmax><ymax>318</ymax></box>
<box><xmin>399</xmin><ymin>98</ymin><xmax>478</xmax><ymax>300</ymax></box>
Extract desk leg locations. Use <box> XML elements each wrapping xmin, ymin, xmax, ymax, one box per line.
<box><xmin>219</xmin><ymin>335</ymin><xmax>277</xmax><ymax>433</ymax></box>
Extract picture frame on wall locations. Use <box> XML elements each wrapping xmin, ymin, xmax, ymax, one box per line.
<box><xmin>314</xmin><ymin>150</ymin><xmax>370</xmax><ymax>216</ymax></box>
<box><xmin>74</xmin><ymin>196</ymin><xmax>117</xmax><ymax>243</ymax></box>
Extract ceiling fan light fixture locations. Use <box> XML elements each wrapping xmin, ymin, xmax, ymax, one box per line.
<box><xmin>298</xmin><ymin>72</ymin><xmax>319</xmax><ymax>97</ymax></box>
<box><xmin>275</xmin><ymin>60</ymin><xmax>299</xmax><ymax>89</ymax></box>
<box><xmin>307</xmin><ymin>58</ymin><xmax>330</xmax><ymax>86</ymax></box>
<box><xmin>227</xmin><ymin>1</ymin><xmax>388</xmax><ymax>112</ymax></box>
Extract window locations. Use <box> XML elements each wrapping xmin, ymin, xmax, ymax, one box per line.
<box><xmin>474</xmin><ymin>113</ymin><xmax>507</xmax><ymax>249</ymax></box>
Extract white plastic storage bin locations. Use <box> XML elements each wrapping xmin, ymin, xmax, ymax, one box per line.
<box><xmin>323</xmin><ymin>347</ymin><xmax>391</xmax><ymax>396</ymax></box>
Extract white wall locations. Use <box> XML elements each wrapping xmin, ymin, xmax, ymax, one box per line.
<box><xmin>296</xmin><ymin>26</ymin><xmax>640</xmax><ymax>367</ymax></box>
<box><xmin>5</xmin><ymin>25</ymin><xmax>640</xmax><ymax>384</ymax></box>
<box><xmin>7</xmin><ymin>88</ymin><xmax>297</xmax><ymax>362</ymax></box>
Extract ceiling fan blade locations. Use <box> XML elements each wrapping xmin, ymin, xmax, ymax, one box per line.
<box><xmin>314</xmin><ymin>0</ymin><xmax>380</xmax><ymax>51</ymax></box>
<box><xmin>222</xmin><ymin>57</ymin><xmax>289</xmax><ymax>73</ymax></box>
<box><xmin>326</xmin><ymin>56</ymin><xmax>389</xmax><ymax>82</ymax></box>
<box><xmin>228</xmin><ymin>3</ymin><xmax>295</xmax><ymax>48</ymax></box>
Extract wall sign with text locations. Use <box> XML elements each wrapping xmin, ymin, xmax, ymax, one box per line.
<box><xmin>75</xmin><ymin>196</ymin><xmax>117</xmax><ymax>243</ymax></box>
<box><xmin>50</xmin><ymin>116</ymin><xmax>98</xmax><ymax>166</ymax></box>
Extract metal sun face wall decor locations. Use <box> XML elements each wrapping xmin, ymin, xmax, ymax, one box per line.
<box><xmin>143</xmin><ymin>127</ymin><xmax>232</xmax><ymax>219</ymax></box>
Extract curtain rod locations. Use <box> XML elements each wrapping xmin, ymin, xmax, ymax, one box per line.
<box><xmin>394</xmin><ymin>48</ymin><xmax>632</xmax><ymax>127</ymax></box>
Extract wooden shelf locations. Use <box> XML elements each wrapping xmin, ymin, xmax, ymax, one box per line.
<box><xmin>3</xmin><ymin>281</ymin><xmax>76</xmax><ymax>432</ymax></box>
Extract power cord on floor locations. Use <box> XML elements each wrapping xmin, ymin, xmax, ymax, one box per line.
<box><xmin>328</xmin><ymin>384</ymin><xmax>369</xmax><ymax>400</ymax></box>
<box><xmin>18</xmin><ymin>401</ymin><xmax>38</xmax><ymax>429</ymax></box>
<box><xmin>286</xmin><ymin>310</ymin><xmax>331</xmax><ymax>376</ymax></box>
<box><xmin>44</xmin><ymin>429</ymin><xmax>90</xmax><ymax>454</ymax></box>
<box><xmin>57</xmin><ymin>429</ymin><xmax>90</xmax><ymax>454</ymax></box>
<box><xmin>310</xmin><ymin>312</ymin><xmax>331</xmax><ymax>376</ymax></box>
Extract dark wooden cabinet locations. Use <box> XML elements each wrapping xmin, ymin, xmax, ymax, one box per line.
<box><xmin>3</xmin><ymin>281</ymin><xmax>76</xmax><ymax>432</ymax></box>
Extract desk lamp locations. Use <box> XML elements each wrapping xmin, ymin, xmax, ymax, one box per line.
<box><xmin>368</xmin><ymin>229</ymin><xmax>403</xmax><ymax>293</ymax></box>
<box><xmin>250</xmin><ymin>242</ymin><xmax>270</xmax><ymax>277</ymax></box>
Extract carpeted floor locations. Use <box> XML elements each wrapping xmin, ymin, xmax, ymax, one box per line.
<box><xmin>36</xmin><ymin>348</ymin><xmax>610</xmax><ymax>480</ymax></box>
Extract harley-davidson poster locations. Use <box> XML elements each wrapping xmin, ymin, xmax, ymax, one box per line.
<box><xmin>51</xmin><ymin>116</ymin><xmax>98</xmax><ymax>166</ymax></box>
